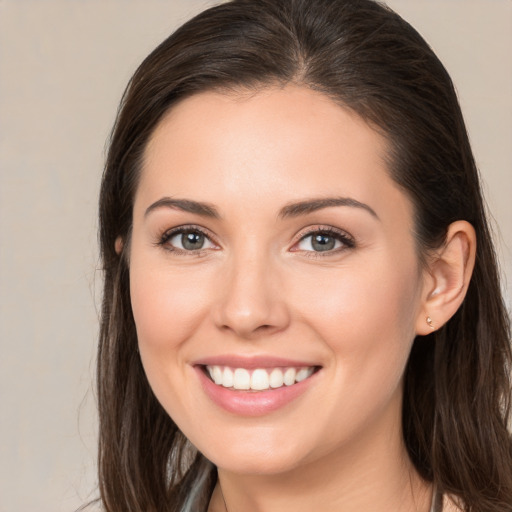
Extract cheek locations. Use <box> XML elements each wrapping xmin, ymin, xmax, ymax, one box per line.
<box><xmin>129</xmin><ymin>260</ymin><xmax>213</xmax><ymax>353</ymax></box>
<box><xmin>128</xmin><ymin>258</ymin><xmax>215</xmax><ymax>421</ymax></box>
<box><xmin>290</xmin><ymin>261</ymin><xmax>421</xmax><ymax>445</ymax></box>
<box><xmin>291</xmin><ymin>255</ymin><xmax>421</xmax><ymax>377</ymax></box>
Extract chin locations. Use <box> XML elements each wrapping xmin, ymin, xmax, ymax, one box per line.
<box><xmin>212</xmin><ymin>455</ymin><xmax>303</xmax><ymax>476</ymax></box>
<box><xmin>199</xmin><ymin>435</ymin><xmax>310</xmax><ymax>476</ymax></box>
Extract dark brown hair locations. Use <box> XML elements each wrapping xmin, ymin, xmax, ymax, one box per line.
<box><xmin>95</xmin><ymin>1</ymin><xmax>512</xmax><ymax>510</ymax></box>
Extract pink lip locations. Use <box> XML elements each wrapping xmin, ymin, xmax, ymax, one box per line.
<box><xmin>194</xmin><ymin>364</ymin><xmax>320</xmax><ymax>417</ymax></box>
<box><xmin>192</xmin><ymin>354</ymin><xmax>318</xmax><ymax>369</ymax></box>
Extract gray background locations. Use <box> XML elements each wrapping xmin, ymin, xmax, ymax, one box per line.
<box><xmin>0</xmin><ymin>1</ymin><xmax>510</xmax><ymax>511</ymax></box>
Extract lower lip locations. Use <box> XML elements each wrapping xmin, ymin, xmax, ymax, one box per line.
<box><xmin>195</xmin><ymin>366</ymin><xmax>319</xmax><ymax>416</ymax></box>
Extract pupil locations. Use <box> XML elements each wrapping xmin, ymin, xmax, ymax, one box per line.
<box><xmin>182</xmin><ymin>232</ymin><xmax>204</xmax><ymax>250</ymax></box>
<box><xmin>312</xmin><ymin>234</ymin><xmax>335</xmax><ymax>252</ymax></box>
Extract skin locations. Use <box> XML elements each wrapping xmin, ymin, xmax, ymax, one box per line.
<box><xmin>127</xmin><ymin>86</ymin><xmax>473</xmax><ymax>512</ymax></box>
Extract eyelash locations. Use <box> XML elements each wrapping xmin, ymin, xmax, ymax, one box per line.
<box><xmin>156</xmin><ymin>225</ymin><xmax>355</xmax><ymax>257</ymax></box>
<box><xmin>156</xmin><ymin>225</ymin><xmax>217</xmax><ymax>257</ymax></box>
<box><xmin>293</xmin><ymin>226</ymin><xmax>355</xmax><ymax>258</ymax></box>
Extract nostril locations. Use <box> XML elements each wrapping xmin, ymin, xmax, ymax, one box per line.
<box><xmin>220</xmin><ymin>323</ymin><xmax>271</xmax><ymax>332</ymax></box>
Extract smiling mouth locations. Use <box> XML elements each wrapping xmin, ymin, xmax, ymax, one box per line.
<box><xmin>203</xmin><ymin>365</ymin><xmax>320</xmax><ymax>391</ymax></box>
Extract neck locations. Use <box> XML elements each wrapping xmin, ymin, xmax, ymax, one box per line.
<box><xmin>214</xmin><ymin>458</ymin><xmax>431</xmax><ymax>512</ymax></box>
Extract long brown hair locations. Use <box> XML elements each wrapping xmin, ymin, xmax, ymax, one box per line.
<box><xmin>95</xmin><ymin>0</ymin><xmax>512</xmax><ymax>510</ymax></box>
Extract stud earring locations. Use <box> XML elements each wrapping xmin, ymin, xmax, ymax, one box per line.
<box><xmin>426</xmin><ymin>316</ymin><xmax>434</xmax><ymax>329</ymax></box>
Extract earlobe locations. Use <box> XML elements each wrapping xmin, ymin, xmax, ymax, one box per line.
<box><xmin>115</xmin><ymin>236</ymin><xmax>124</xmax><ymax>255</ymax></box>
<box><xmin>415</xmin><ymin>221</ymin><xmax>476</xmax><ymax>335</ymax></box>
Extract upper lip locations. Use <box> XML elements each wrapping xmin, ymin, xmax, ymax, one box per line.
<box><xmin>192</xmin><ymin>355</ymin><xmax>321</xmax><ymax>369</ymax></box>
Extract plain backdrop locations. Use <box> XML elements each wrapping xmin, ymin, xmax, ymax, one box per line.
<box><xmin>0</xmin><ymin>1</ymin><xmax>510</xmax><ymax>511</ymax></box>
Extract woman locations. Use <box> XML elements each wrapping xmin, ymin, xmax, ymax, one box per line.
<box><xmin>95</xmin><ymin>0</ymin><xmax>512</xmax><ymax>510</ymax></box>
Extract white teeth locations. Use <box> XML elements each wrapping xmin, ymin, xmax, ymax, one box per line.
<box><xmin>251</xmin><ymin>369</ymin><xmax>269</xmax><ymax>390</ymax></box>
<box><xmin>205</xmin><ymin>365</ymin><xmax>316</xmax><ymax>391</ymax></box>
<box><xmin>269</xmin><ymin>368</ymin><xmax>284</xmax><ymax>388</ymax></box>
<box><xmin>233</xmin><ymin>368</ymin><xmax>251</xmax><ymax>390</ymax></box>
<box><xmin>296</xmin><ymin>367</ymin><xmax>313</xmax><ymax>382</ymax></box>
<box><xmin>222</xmin><ymin>367</ymin><xmax>234</xmax><ymax>388</ymax></box>
<box><xmin>212</xmin><ymin>366</ymin><xmax>223</xmax><ymax>385</ymax></box>
<box><xmin>283</xmin><ymin>368</ymin><xmax>296</xmax><ymax>386</ymax></box>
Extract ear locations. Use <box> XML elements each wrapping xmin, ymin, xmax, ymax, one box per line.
<box><xmin>115</xmin><ymin>236</ymin><xmax>124</xmax><ymax>255</ymax></box>
<box><xmin>415</xmin><ymin>221</ymin><xmax>476</xmax><ymax>335</ymax></box>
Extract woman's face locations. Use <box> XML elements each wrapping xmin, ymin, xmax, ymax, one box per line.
<box><xmin>129</xmin><ymin>86</ymin><xmax>427</xmax><ymax>475</ymax></box>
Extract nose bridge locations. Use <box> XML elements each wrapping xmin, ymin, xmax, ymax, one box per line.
<box><xmin>214</xmin><ymin>240</ymin><xmax>289</xmax><ymax>337</ymax></box>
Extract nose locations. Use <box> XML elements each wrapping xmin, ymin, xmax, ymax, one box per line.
<box><xmin>212</xmin><ymin>251</ymin><xmax>290</xmax><ymax>339</ymax></box>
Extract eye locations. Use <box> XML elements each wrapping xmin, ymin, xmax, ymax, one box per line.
<box><xmin>294</xmin><ymin>228</ymin><xmax>354</xmax><ymax>253</ymax></box>
<box><xmin>159</xmin><ymin>227</ymin><xmax>217</xmax><ymax>253</ymax></box>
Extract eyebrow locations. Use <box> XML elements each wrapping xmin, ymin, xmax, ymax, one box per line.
<box><xmin>144</xmin><ymin>197</ymin><xmax>221</xmax><ymax>219</ymax></box>
<box><xmin>278</xmin><ymin>197</ymin><xmax>379</xmax><ymax>220</ymax></box>
<box><xmin>144</xmin><ymin>196</ymin><xmax>378</xmax><ymax>221</ymax></box>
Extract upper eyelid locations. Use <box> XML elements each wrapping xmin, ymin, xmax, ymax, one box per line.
<box><xmin>294</xmin><ymin>225</ymin><xmax>354</xmax><ymax>242</ymax></box>
<box><xmin>290</xmin><ymin>226</ymin><xmax>356</xmax><ymax>255</ymax></box>
<box><xmin>158</xmin><ymin>224</ymin><xmax>220</xmax><ymax>250</ymax></box>
<box><xmin>162</xmin><ymin>224</ymin><xmax>215</xmax><ymax>239</ymax></box>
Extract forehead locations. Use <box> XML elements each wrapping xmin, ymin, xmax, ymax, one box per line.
<box><xmin>137</xmin><ymin>85</ymin><xmax>412</xmax><ymax>226</ymax></box>
<box><xmin>144</xmin><ymin>86</ymin><xmax>389</xmax><ymax>167</ymax></box>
